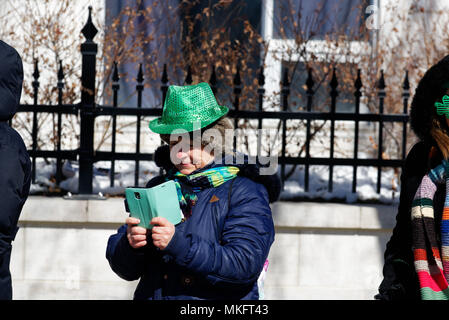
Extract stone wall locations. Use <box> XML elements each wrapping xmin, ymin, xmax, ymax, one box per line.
<box><xmin>10</xmin><ymin>196</ymin><xmax>397</xmax><ymax>300</ymax></box>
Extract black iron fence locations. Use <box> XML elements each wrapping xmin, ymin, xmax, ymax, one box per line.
<box><xmin>14</xmin><ymin>7</ymin><xmax>410</xmax><ymax>197</ymax></box>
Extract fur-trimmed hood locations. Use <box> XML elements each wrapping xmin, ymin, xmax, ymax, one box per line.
<box><xmin>410</xmin><ymin>55</ymin><xmax>449</xmax><ymax>144</ymax></box>
<box><xmin>153</xmin><ymin>144</ymin><xmax>281</xmax><ymax>203</ymax></box>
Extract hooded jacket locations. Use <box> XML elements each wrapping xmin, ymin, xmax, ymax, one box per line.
<box><xmin>376</xmin><ymin>55</ymin><xmax>449</xmax><ymax>300</ymax></box>
<box><xmin>106</xmin><ymin>145</ymin><xmax>280</xmax><ymax>300</ymax></box>
<box><xmin>0</xmin><ymin>40</ymin><xmax>31</xmax><ymax>300</ymax></box>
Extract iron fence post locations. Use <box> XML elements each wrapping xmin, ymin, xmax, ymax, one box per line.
<box><xmin>56</xmin><ymin>60</ymin><xmax>64</xmax><ymax>185</ymax></box>
<box><xmin>280</xmin><ymin>67</ymin><xmax>290</xmax><ymax>190</ymax></box>
<box><xmin>328</xmin><ymin>68</ymin><xmax>338</xmax><ymax>193</ymax></box>
<box><xmin>78</xmin><ymin>6</ymin><xmax>98</xmax><ymax>195</ymax></box>
<box><xmin>352</xmin><ymin>69</ymin><xmax>363</xmax><ymax>193</ymax></box>
<box><xmin>31</xmin><ymin>59</ymin><xmax>39</xmax><ymax>184</ymax></box>
<box><xmin>376</xmin><ymin>70</ymin><xmax>386</xmax><ymax>194</ymax></box>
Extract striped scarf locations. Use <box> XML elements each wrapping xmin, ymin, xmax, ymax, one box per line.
<box><xmin>166</xmin><ymin>166</ymin><xmax>240</xmax><ymax>220</ymax></box>
<box><xmin>412</xmin><ymin>160</ymin><xmax>449</xmax><ymax>299</ymax></box>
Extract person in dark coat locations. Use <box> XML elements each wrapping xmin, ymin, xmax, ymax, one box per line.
<box><xmin>0</xmin><ymin>40</ymin><xmax>31</xmax><ymax>300</ymax></box>
<box><xmin>376</xmin><ymin>55</ymin><xmax>449</xmax><ymax>300</ymax></box>
<box><xmin>106</xmin><ymin>83</ymin><xmax>279</xmax><ymax>300</ymax></box>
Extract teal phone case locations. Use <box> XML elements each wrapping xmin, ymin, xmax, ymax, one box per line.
<box><xmin>125</xmin><ymin>180</ymin><xmax>183</xmax><ymax>229</ymax></box>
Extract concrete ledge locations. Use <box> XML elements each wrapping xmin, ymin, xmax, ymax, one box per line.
<box><xmin>20</xmin><ymin>196</ymin><xmax>399</xmax><ymax>231</ymax></box>
<box><xmin>271</xmin><ymin>201</ymin><xmax>397</xmax><ymax>231</ymax></box>
<box><xmin>19</xmin><ymin>196</ymin><xmax>126</xmax><ymax>225</ymax></box>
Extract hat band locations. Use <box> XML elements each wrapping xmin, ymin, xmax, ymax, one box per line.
<box><xmin>161</xmin><ymin>108</ymin><xmax>222</xmax><ymax>125</ymax></box>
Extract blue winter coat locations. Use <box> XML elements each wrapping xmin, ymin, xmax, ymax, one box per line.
<box><xmin>0</xmin><ymin>40</ymin><xmax>31</xmax><ymax>300</ymax></box>
<box><xmin>106</xmin><ymin>147</ymin><xmax>279</xmax><ymax>300</ymax></box>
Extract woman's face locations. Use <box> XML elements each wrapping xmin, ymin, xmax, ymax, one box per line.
<box><xmin>169</xmin><ymin>137</ymin><xmax>214</xmax><ymax>175</ymax></box>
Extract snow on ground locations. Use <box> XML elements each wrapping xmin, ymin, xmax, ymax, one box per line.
<box><xmin>30</xmin><ymin>158</ymin><xmax>400</xmax><ymax>204</ymax></box>
<box><xmin>30</xmin><ymin>159</ymin><xmax>160</xmax><ymax>196</ymax></box>
<box><xmin>280</xmin><ymin>164</ymin><xmax>400</xmax><ymax>204</ymax></box>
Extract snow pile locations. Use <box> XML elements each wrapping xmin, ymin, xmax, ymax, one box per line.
<box><xmin>30</xmin><ymin>158</ymin><xmax>400</xmax><ymax>203</ymax></box>
<box><xmin>280</xmin><ymin>164</ymin><xmax>400</xmax><ymax>204</ymax></box>
<box><xmin>30</xmin><ymin>159</ymin><xmax>160</xmax><ymax>196</ymax></box>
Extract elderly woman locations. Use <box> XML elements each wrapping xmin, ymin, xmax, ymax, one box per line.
<box><xmin>106</xmin><ymin>82</ymin><xmax>280</xmax><ymax>300</ymax></box>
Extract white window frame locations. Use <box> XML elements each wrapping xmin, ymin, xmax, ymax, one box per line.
<box><xmin>261</xmin><ymin>0</ymin><xmax>374</xmax><ymax>111</ymax></box>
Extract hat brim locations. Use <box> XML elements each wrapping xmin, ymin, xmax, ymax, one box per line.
<box><xmin>149</xmin><ymin>105</ymin><xmax>229</xmax><ymax>134</ymax></box>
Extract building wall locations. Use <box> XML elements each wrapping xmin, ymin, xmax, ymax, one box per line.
<box><xmin>10</xmin><ymin>196</ymin><xmax>397</xmax><ymax>300</ymax></box>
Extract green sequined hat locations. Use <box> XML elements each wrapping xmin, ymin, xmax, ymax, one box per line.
<box><xmin>149</xmin><ymin>82</ymin><xmax>229</xmax><ymax>134</ymax></box>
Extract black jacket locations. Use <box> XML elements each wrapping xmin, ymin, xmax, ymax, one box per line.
<box><xmin>376</xmin><ymin>140</ymin><xmax>445</xmax><ymax>300</ymax></box>
<box><xmin>378</xmin><ymin>54</ymin><xmax>449</xmax><ymax>300</ymax></box>
<box><xmin>0</xmin><ymin>40</ymin><xmax>31</xmax><ymax>300</ymax></box>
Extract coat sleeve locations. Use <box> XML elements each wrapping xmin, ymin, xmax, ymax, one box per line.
<box><xmin>163</xmin><ymin>178</ymin><xmax>275</xmax><ymax>286</ymax></box>
<box><xmin>376</xmin><ymin>142</ymin><xmax>427</xmax><ymax>300</ymax></box>
<box><xmin>0</xmin><ymin>131</ymin><xmax>30</xmax><ymax>242</ymax></box>
<box><xmin>106</xmin><ymin>224</ymin><xmax>145</xmax><ymax>281</ymax></box>
<box><xmin>106</xmin><ymin>175</ymin><xmax>166</xmax><ymax>281</ymax></box>
<box><xmin>106</xmin><ymin>224</ymin><xmax>161</xmax><ymax>281</ymax></box>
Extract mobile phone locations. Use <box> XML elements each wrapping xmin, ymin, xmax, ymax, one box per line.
<box><xmin>125</xmin><ymin>180</ymin><xmax>183</xmax><ymax>229</ymax></box>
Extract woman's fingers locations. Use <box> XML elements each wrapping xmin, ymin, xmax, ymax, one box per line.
<box><xmin>151</xmin><ymin>233</ymin><xmax>170</xmax><ymax>241</ymax></box>
<box><xmin>130</xmin><ymin>226</ymin><xmax>147</xmax><ymax>235</ymax></box>
<box><xmin>126</xmin><ymin>217</ymin><xmax>149</xmax><ymax>248</ymax></box>
<box><xmin>131</xmin><ymin>239</ymin><xmax>147</xmax><ymax>248</ymax></box>
<box><xmin>126</xmin><ymin>216</ymin><xmax>140</xmax><ymax>225</ymax></box>
<box><xmin>128</xmin><ymin>232</ymin><xmax>147</xmax><ymax>248</ymax></box>
<box><xmin>151</xmin><ymin>226</ymin><xmax>168</xmax><ymax>234</ymax></box>
<box><xmin>150</xmin><ymin>220</ymin><xmax>175</xmax><ymax>250</ymax></box>
<box><xmin>131</xmin><ymin>234</ymin><xmax>147</xmax><ymax>242</ymax></box>
<box><xmin>125</xmin><ymin>216</ymin><xmax>174</xmax><ymax>249</ymax></box>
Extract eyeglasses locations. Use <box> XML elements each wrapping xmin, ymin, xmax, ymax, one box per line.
<box><xmin>435</xmin><ymin>95</ymin><xmax>449</xmax><ymax>118</ymax></box>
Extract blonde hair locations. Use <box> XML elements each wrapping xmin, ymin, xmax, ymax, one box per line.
<box><xmin>430</xmin><ymin>117</ymin><xmax>449</xmax><ymax>159</ymax></box>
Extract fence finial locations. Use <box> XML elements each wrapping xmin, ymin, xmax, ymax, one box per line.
<box><xmin>81</xmin><ymin>6</ymin><xmax>98</xmax><ymax>42</ymax></box>
<box><xmin>209</xmin><ymin>65</ymin><xmax>217</xmax><ymax>95</ymax></box>
<box><xmin>209</xmin><ymin>65</ymin><xmax>217</xmax><ymax>86</ymax></box>
<box><xmin>185</xmin><ymin>65</ymin><xmax>192</xmax><ymax>84</ymax></box>
<box><xmin>377</xmin><ymin>69</ymin><xmax>386</xmax><ymax>90</ymax></box>
<box><xmin>282</xmin><ymin>67</ymin><xmax>290</xmax><ymax>87</ymax></box>
<box><xmin>330</xmin><ymin>68</ymin><xmax>338</xmax><ymax>91</ymax></box>
<box><xmin>403</xmin><ymin>70</ymin><xmax>410</xmax><ymax>91</ymax></box>
<box><xmin>161</xmin><ymin>64</ymin><xmax>168</xmax><ymax>83</ymax></box>
<box><xmin>137</xmin><ymin>63</ymin><xmax>144</xmax><ymax>83</ymax></box>
<box><xmin>258</xmin><ymin>66</ymin><xmax>265</xmax><ymax>87</ymax></box>
<box><xmin>57</xmin><ymin>60</ymin><xmax>64</xmax><ymax>82</ymax></box>
<box><xmin>354</xmin><ymin>69</ymin><xmax>362</xmax><ymax>92</ymax></box>
<box><xmin>233</xmin><ymin>65</ymin><xmax>241</xmax><ymax>86</ymax></box>
<box><xmin>112</xmin><ymin>61</ymin><xmax>119</xmax><ymax>83</ymax></box>
<box><xmin>306</xmin><ymin>68</ymin><xmax>314</xmax><ymax>94</ymax></box>
<box><xmin>330</xmin><ymin>68</ymin><xmax>338</xmax><ymax>113</ymax></box>
<box><xmin>33</xmin><ymin>59</ymin><xmax>40</xmax><ymax>83</ymax></box>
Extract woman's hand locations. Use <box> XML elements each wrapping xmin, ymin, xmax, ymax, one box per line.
<box><xmin>126</xmin><ymin>217</ymin><xmax>148</xmax><ymax>249</ymax></box>
<box><xmin>150</xmin><ymin>217</ymin><xmax>175</xmax><ymax>250</ymax></box>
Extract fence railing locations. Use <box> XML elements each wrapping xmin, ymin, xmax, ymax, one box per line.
<box><xmin>14</xmin><ymin>7</ymin><xmax>410</xmax><ymax>197</ymax></box>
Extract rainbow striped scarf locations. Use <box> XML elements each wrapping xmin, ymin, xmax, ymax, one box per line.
<box><xmin>412</xmin><ymin>160</ymin><xmax>449</xmax><ymax>299</ymax></box>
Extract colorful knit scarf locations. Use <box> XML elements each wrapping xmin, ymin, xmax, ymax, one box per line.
<box><xmin>165</xmin><ymin>166</ymin><xmax>240</xmax><ymax>220</ymax></box>
<box><xmin>412</xmin><ymin>160</ymin><xmax>449</xmax><ymax>299</ymax></box>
